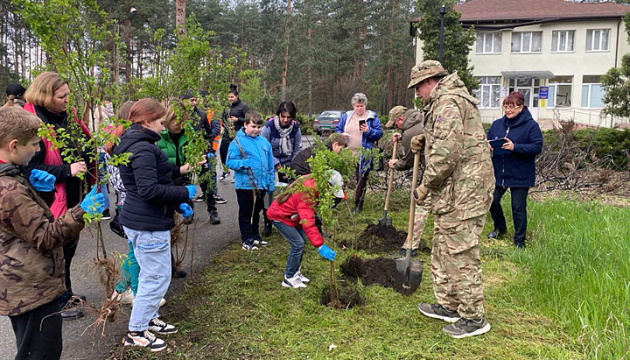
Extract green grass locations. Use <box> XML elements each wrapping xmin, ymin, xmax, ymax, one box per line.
<box><xmin>110</xmin><ymin>190</ymin><xmax>630</xmax><ymax>359</ymax></box>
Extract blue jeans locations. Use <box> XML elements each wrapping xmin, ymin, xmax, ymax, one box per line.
<box><xmin>123</xmin><ymin>226</ymin><xmax>172</xmax><ymax>332</ymax></box>
<box><xmin>272</xmin><ymin>221</ymin><xmax>307</xmax><ymax>278</ymax></box>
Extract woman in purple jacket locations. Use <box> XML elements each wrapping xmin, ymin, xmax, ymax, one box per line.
<box><xmin>486</xmin><ymin>91</ymin><xmax>543</xmax><ymax>248</ymax></box>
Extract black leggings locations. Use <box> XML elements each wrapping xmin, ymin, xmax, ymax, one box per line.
<box><xmin>219</xmin><ymin>138</ymin><xmax>231</xmax><ymax>167</ymax></box>
<box><xmin>10</xmin><ymin>298</ymin><xmax>63</xmax><ymax>360</ymax></box>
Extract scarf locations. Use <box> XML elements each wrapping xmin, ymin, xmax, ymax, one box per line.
<box><xmin>273</xmin><ymin>115</ymin><xmax>294</xmax><ymax>156</ymax></box>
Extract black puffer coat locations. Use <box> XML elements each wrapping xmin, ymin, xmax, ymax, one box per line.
<box><xmin>113</xmin><ymin>124</ymin><xmax>189</xmax><ymax>231</ymax></box>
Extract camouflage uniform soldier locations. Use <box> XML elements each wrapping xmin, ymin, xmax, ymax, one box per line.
<box><xmin>408</xmin><ymin>60</ymin><xmax>494</xmax><ymax>338</ymax></box>
<box><xmin>385</xmin><ymin>105</ymin><xmax>429</xmax><ymax>255</ymax></box>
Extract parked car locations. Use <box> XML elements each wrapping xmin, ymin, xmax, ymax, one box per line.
<box><xmin>313</xmin><ymin>110</ymin><xmax>343</xmax><ymax>135</ymax></box>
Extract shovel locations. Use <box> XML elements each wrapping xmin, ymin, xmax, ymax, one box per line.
<box><xmin>394</xmin><ymin>152</ymin><xmax>423</xmax><ymax>296</ymax></box>
<box><xmin>378</xmin><ymin>141</ymin><xmax>397</xmax><ymax>231</ymax></box>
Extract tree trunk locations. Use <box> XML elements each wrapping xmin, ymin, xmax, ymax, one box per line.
<box><xmin>124</xmin><ymin>1</ymin><xmax>132</xmax><ymax>84</ymax></box>
<box><xmin>176</xmin><ymin>0</ymin><xmax>186</xmax><ymax>32</ymax></box>
<box><xmin>307</xmin><ymin>26</ymin><xmax>313</xmax><ymax>117</ymax></box>
<box><xmin>281</xmin><ymin>0</ymin><xmax>292</xmax><ymax>102</ymax></box>
<box><xmin>386</xmin><ymin>0</ymin><xmax>395</xmax><ymax>110</ymax></box>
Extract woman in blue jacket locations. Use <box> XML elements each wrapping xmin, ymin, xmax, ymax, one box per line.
<box><xmin>486</xmin><ymin>91</ymin><xmax>543</xmax><ymax>248</ymax></box>
<box><xmin>334</xmin><ymin>93</ymin><xmax>383</xmax><ymax>212</ymax></box>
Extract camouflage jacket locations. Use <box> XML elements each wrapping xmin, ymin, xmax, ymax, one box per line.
<box><xmin>0</xmin><ymin>163</ymin><xmax>85</xmax><ymax>316</ymax></box>
<box><xmin>394</xmin><ymin>109</ymin><xmax>424</xmax><ymax>171</ymax></box>
<box><xmin>421</xmin><ymin>72</ymin><xmax>494</xmax><ymax>220</ymax></box>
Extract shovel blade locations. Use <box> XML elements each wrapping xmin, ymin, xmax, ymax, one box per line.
<box><xmin>394</xmin><ymin>257</ymin><xmax>423</xmax><ymax>296</ymax></box>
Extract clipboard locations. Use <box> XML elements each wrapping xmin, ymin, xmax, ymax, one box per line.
<box><xmin>489</xmin><ymin>138</ymin><xmax>510</xmax><ymax>156</ymax></box>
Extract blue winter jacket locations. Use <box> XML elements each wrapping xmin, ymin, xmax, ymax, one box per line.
<box><xmin>334</xmin><ymin>110</ymin><xmax>383</xmax><ymax>174</ymax></box>
<box><xmin>114</xmin><ymin>124</ymin><xmax>190</xmax><ymax>231</ymax></box>
<box><xmin>226</xmin><ymin>129</ymin><xmax>275</xmax><ymax>191</ymax></box>
<box><xmin>261</xmin><ymin>116</ymin><xmax>303</xmax><ymax>168</ymax></box>
<box><xmin>487</xmin><ymin>107</ymin><xmax>543</xmax><ymax>188</ymax></box>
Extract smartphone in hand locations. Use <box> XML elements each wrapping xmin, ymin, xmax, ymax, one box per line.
<box><xmin>489</xmin><ymin>138</ymin><xmax>509</xmax><ymax>155</ymax></box>
<box><xmin>359</xmin><ymin>119</ymin><xmax>366</xmax><ymax>127</ymax></box>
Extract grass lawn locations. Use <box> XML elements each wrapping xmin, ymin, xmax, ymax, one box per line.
<box><xmin>111</xmin><ymin>190</ymin><xmax>629</xmax><ymax>360</ymax></box>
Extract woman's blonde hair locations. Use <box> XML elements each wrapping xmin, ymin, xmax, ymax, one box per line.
<box><xmin>24</xmin><ymin>72</ymin><xmax>68</xmax><ymax>110</ymax></box>
<box><xmin>164</xmin><ymin>99</ymin><xmax>188</xmax><ymax>129</ymax></box>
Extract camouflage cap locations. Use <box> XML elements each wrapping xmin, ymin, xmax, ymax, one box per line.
<box><xmin>386</xmin><ymin>105</ymin><xmax>407</xmax><ymax>128</ymax></box>
<box><xmin>407</xmin><ymin>60</ymin><xmax>449</xmax><ymax>89</ymax></box>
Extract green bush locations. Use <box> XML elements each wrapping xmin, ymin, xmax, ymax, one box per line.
<box><xmin>543</xmin><ymin>128</ymin><xmax>630</xmax><ymax>170</ymax></box>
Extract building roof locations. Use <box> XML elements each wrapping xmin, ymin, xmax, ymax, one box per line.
<box><xmin>453</xmin><ymin>0</ymin><xmax>629</xmax><ymax>23</ymax></box>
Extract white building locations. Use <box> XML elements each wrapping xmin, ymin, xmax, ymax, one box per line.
<box><xmin>412</xmin><ymin>0</ymin><xmax>630</xmax><ymax>128</ymax></box>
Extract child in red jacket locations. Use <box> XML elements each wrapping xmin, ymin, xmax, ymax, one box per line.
<box><xmin>266</xmin><ymin>171</ymin><xmax>343</xmax><ymax>288</ymax></box>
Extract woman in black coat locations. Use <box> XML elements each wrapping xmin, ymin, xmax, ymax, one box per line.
<box><xmin>486</xmin><ymin>91</ymin><xmax>543</xmax><ymax>248</ymax></box>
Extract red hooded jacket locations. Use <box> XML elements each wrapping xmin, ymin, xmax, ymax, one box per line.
<box><xmin>266</xmin><ymin>177</ymin><xmax>324</xmax><ymax>248</ymax></box>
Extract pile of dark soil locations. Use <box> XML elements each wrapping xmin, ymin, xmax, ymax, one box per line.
<box><xmin>341</xmin><ymin>224</ymin><xmax>407</xmax><ymax>253</ymax></box>
<box><xmin>340</xmin><ymin>255</ymin><xmax>396</xmax><ymax>288</ymax></box>
<box><xmin>320</xmin><ymin>280</ymin><xmax>365</xmax><ymax>309</ymax></box>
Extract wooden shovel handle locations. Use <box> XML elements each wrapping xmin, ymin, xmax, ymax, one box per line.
<box><xmin>383</xmin><ymin>141</ymin><xmax>397</xmax><ymax>212</ymax></box>
<box><xmin>405</xmin><ymin>152</ymin><xmax>421</xmax><ymax>249</ymax></box>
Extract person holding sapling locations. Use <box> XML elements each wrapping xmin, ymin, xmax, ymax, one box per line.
<box><xmin>23</xmin><ymin>71</ymin><xmax>94</xmax><ymax>320</ymax></box>
<box><xmin>486</xmin><ymin>91</ymin><xmax>543</xmax><ymax>249</ymax></box>
<box><xmin>0</xmin><ymin>107</ymin><xmax>104</xmax><ymax>360</ymax></box>
<box><xmin>226</xmin><ymin>110</ymin><xmax>275</xmax><ymax>250</ymax></box>
<box><xmin>266</xmin><ymin>170</ymin><xmax>343</xmax><ymax>288</ymax></box>
<box><xmin>113</xmin><ymin>99</ymin><xmax>195</xmax><ymax>352</ymax></box>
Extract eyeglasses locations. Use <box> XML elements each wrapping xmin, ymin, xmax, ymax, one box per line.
<box><xmin>502</xmin><ymin>104</ymin><xmax>521</xmax><ymax>110</ymax></box>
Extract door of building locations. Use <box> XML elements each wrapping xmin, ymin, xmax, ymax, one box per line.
<box><xmin>510</xmin><ymin>79</ymin><xmax>540</xmax><ymax>120</ymax></box>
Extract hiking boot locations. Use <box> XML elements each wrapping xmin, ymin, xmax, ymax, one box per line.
<box><xmin>214</xmin><ymin>194</ymin><xmax>227</xmax><ymax>204</ymax></box>
<box><xmin>124</xmin><ymin>330</ymin><xmax>167</xmax><ymax>352</ymax></box>
<box><xmin>173</xmin><ymin>269</ymin><xmax>187</xmax><ymax>278</ymax></box>
<box><xmin>148</xmin><ymin>317</ymin><xmax>178</xmax><ymax>335</ymax></box>
<box><xmin>242</xmin><ymin>242</ymin><xmax>259</xmax><ymax>251</ymax></box>
<box><xmin>442</xmin><ymin>317</ymin><xmax>491</xmax><ymax>338</ymax></box>
<box><xmin>209</xmin><ymin>210</ymin><xmax>221</xmax><ymax>224</ymax></box>
<box><xmin>417</xmin><ymin>303</ymin><xmax>461</xmax><ymax>323</ymax></box>
<box><xmin>282</xmin><ymin>274</ymin><xmax>307</xmax><ymax>289</ymax></box>
<box><xmin>60</xmin><ymin>306</ymin><xmax>84</xmax><ymax>320</ymax></box>
<box><xmin>193</xmin><ymin>194</ymin><xmax>205</xmax><ymax>203</ymax></box>
<box><xmin>295</xmin><ymin>270</ymin><xmax>310</xmax><ymax>283</ymax></box>
<box><xmin>487</xmin><ymin>229</ymin><xmax>506</xmax><ymax>239</ymax></box>
<box><xmin>101</xmin><ymin>209</ymin><xmax>112</xmax><ymax>220</ymax></box>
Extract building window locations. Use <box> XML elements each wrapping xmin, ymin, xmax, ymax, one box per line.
<box><xmin>548</xmin><ymin>76</ymin><xmax>573</xmax><ymax>107</ymax></box>
<box><xmin>473</xmin><ymin>76</ymin><xmax>501</xmax><ymax>108</ymax></box>
<box><xmin>476</xmin><ymin>32</ymin><xmax>502</xmax><ymax>54</ymax></box>
<box><xmin>581</xmin><ymin>75</ymin><xmax>605</xmax><ymax>108</ymax></box>
<box><xmin>551</xmin><ymin>30</ymin><xmax>575</xmax><ymax>52</ymax></box>
<box><xmin>586</xmin><ymin>29</ymin><xmax>609</xmax><ymax>51</ymax></box>
<box><xmin>511</xmin><ymin>32</ymin><xmax>542</xmax><ymax>53</ymax></box>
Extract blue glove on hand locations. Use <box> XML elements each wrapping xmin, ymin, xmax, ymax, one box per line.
<box><xmin>185</xmin><ymin>185</ymin><xmax>196</xmax><ymax>199</ymax></box>
<box><xmin>317</xmin><ymin>244</ymin><xmax>336</xmax><ymax>261</ymax></box>
<box><xmin>80</xmin><ymin>186</ymin><xmax>105</xmax><ymax>215</ymax></box>
<box><xmin>206</xmin><ymin>152</ymin><xmax>215</xmax><ymax>158</ymax></box>
<box><xmin>177</xmin><ymin>203</ymin><xmax>194</xmax><ymax>219</ymax></box>
<box><xmin>29</xmin><ymin>169</ymin><xmax>56</xmax><ymax>192</ymax></box>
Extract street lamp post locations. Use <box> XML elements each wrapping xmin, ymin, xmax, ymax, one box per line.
<box><xmin>439</xmin><ymin>4</ymin><xmax>446</xmax><ymax>64</ymax></box>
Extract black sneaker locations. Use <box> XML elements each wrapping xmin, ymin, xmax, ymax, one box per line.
<box><xmin>219</xmin><ymin>173</ymin><xmax>229</xmax><ymax>181</ymax></box>
<box><xmin>148</xmin><ymin>317</ymin><xmax>178</xmax><ymax>335</ymax></box>
<box><xmin>214</xmin><ymin>194</ymin><xmax>227</xmax><ymax>204</ymax></box>
<box><xmin>193</xmin><ymin>194</ymin><xmax>205</xmax><ymax>203</ymax></box>
<box><xmin>101</xmin><ymin>209</ymin><xmax>112</xmax><ymax>220</ymax></box>
<box><xmin>417</xmin><ymin>303</ymin><xmax>461</xmax><ymax>323</ymax></box>
<box><xmin>442</xmin><ymin>317</ymin><xmax>491</xmax><ymax>338</ymax></box>
<box><xmin>210</xmin><ymin>210</ymin><xmax>221</xmax><ymax>224</ymax></box>
<box><xmin>487</xmin><ymin>229</ymin><xmax>506</xmax><ymax>239</ymax></box>
<box><xmin>124</xmin><ymin>330</ymin><xmax>167</xmax><ymax>352</ymax></box>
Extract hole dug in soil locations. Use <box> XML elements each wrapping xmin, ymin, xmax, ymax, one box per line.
<box><xmin>320</xmin><ymin>279</ymin><xmax>365</xmax><ymax>309</ymax></box>
<box><xmin>340</xmin><ymin>255</ymin><xmax>396</xmax><ymax>288</ymax></box>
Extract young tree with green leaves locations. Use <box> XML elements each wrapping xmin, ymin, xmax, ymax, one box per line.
<box><xmin>415</xmin><ymin>0</ymin><xmax>478</xmax><ymax>93</ymax></box>
<box><xmin>601</xmin><ymin>13</ymin><xmax>630</xmax><ymax>119</ymax></box>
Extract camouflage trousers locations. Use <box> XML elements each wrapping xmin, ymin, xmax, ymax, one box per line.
<box><xmin>431</xmin><ymin>213</ymin><xmax>485</xmax><ymax>319</ymax></box>
<box><xmin>402</xmin><ymin>203</ymin><xmax>430</xmax><ymax>250</ymax></box>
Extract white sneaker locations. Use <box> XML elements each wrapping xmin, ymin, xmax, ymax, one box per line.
<box><xmin>111</xmin><ymin>289</ymin><xmax>134</xmax><ymax>304</ymax></box>
<box><xmin>124</xmin><ymin>330</ymin><xmax>167</xmax><ymax>352</ymax></box>
<box><xmin>131</xmin><ymin>297</ymin><xmax>166</xmax><ymax>308</ymax></box>
<box><xmin>282</xmin><ymin>274</ymin><xmax>307</xmax><ymax>288</ymax></box>
<box><xmin>148</xmin><ymin>317</ymin><xmax>178</xmax><ymax>335</ymax></box>
<box><xmin>295</xmin><ymin>271</ymin><xmax>310</xmax><ymax>283</ymax></box>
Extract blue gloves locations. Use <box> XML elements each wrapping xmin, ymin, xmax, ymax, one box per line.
<box><xmin>185</xmin><ymin>185</ymin><xmax>196</xmax><ymax>199</ymax></box>
<box><xmin>80</xmin><ymin>186</ymin><xmax>105</xmax><ymax>215</ymax></box>
<box><xmin>206</xmin><ymin>152</ymin><xmax>215</xmax><ymax>159</ymax></box>
<box><xmin>177</xmin><ymin>203</ymin><xmax>194</xmax><ymax>219</ymax></box>
<box><xmin>317</xmin><ymin>244</ymin><xmax>336</xmax><ymax>261</ymax></box>
<box><xmin>29</xmin><ymin>169</ymin><xmax>56</xmax><ymax>192</ymax></box>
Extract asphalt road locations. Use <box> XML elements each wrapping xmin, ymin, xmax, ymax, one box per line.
<box><xmin>0</xmin><ymin>168</ymin><xmax>241</xmax><ymax>360</ymax></box>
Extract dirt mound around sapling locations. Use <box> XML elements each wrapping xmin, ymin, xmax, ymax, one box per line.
<box><xmin>320</xmin><ymin>280</ymin><xmax>365</xmax><ymax>309</ymax></box>
<box><xmin>340</xmin><ymin>255</ymin><xmax>396</xmax><ymax>288</ymax></box>
<box><xmin>343</xmin><ymin>224</ymin><xmax>406</xmax><ymax>253</ymax></box>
